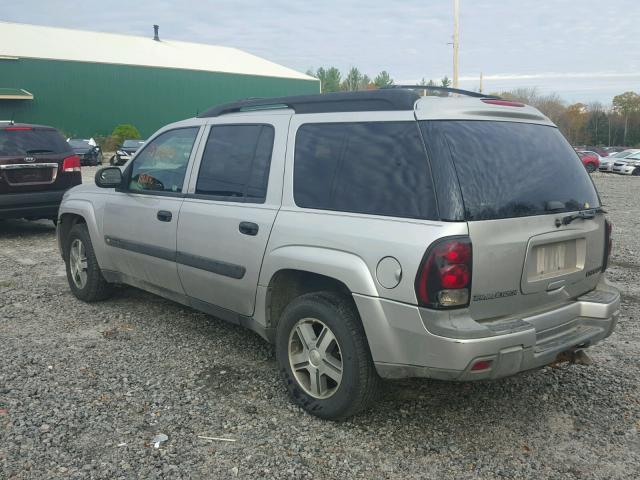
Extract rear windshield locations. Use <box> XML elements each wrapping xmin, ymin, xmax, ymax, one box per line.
<box><xmin>123</xmin><ymin>140</ymin><xmax>144</xmax><ymax>148</ymax></box>
<box><xmin>0</xmin><ymin>128</ymin><xmax>72</xmax><ymax>156</ymax></box>
<box><xmin>420</xmin><ymin>121</ymin><xmax>600</xmax><ymax>220</ymax></box>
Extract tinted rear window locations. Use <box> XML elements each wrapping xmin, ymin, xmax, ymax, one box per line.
<box><xmin>196</xmin><ymin>124</ymin><xmax>274</xmax><ymax>202</ymax></box>
<box><xmin>294</xmin><ymin>122</ymin><xmax>437</xmax><ymax>220</ymax></box>
<box><xmin>0</xmin><ymin>128</ymin><xmax>71</xmax><ymax>156</ymax></box>
<box><xmin>420</xmin><ymin>121</ymin><xmax>600</xmax><ymax>220</ymax></box>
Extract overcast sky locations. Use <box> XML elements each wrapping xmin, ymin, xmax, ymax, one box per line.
<box><xmin>3</xmin><ymin>0</ymin><xmax>639</xmax><ymax>104</ymax></box>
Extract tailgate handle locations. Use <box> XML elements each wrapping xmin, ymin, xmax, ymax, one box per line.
<box><xmin>547</xmin><ymin>280</ymin><xmax>565</xmax><ymax>292</ymax></box>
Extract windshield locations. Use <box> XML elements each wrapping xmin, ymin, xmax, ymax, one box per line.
<box><xmin>68</xmin><ymin>139</ymin><xmax>90</xmax><ymax>148</ymax></box>
<box><xmin>0</xmin><ymin>128</ymin><xmax>72</xmax><ymax>156</ymax></box>
<box><xmin>123</xmin><ymin>140</ymin><xmax>144</xmax><ymax>149</ymax></box>
<box><xmin>420</xmin><ymin>120</ymin><xmax>600</xmax><ymax>221</ymax></box>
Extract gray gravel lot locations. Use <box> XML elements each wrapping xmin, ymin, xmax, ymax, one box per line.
<box><xmin>1</xmin><ymin>169</ymin><xmax>639</xmax><ymax>479</ymax></box>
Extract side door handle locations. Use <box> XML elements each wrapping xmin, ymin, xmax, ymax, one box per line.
<box><xmin>157</xmin><ymin>210</ymin><xmax>172</xmax><ymax>222</ymax></box>
<box><xmin>239</xmin><ymin>221</ymin><xmax>259</xmax><ymax>236</ymax></box>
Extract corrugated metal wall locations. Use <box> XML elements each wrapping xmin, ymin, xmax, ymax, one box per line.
<box><xmin>0</xmin><ymin>58</ymin><xmax>319</xmax><ymax>137</ymax></box>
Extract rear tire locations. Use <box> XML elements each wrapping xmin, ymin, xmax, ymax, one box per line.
<box><xmin>65</xmin><ymin>223</ymin><xmax>113</xmax><ymax>302</ymax></box>
<box><xmin>276</xmin><ymin>291</ymin><xmax>381</xmax><ymax>420</ymax></box>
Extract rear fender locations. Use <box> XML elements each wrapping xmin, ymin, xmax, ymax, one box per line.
<box><xmin>258</xmin><ymin>245</ymin><xmax>379</xmax><ymax>297</ymax></box>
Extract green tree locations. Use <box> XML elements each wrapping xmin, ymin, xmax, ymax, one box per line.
<box><xmin>314</xmin><ymin>67</ymin><xmax>342</xmax><ymax>93</ymax></box>
<box><xmin>373</xmin><ymin>71</ymin><xmax>394</xmax><ymax>88</ymax></box>
<box><xmin>440</xmin><ymin>76</ymin><xmax>452</xmax><ymax>88</ymax></box>
<box><xmin>112</xmin><ymin>124</ymin><xmax>140</xmax><ymax>144</ymax></box>
<box><xmin>342</xmin><ymin>67</ymin><xmax>364</xmax><ymax>91</ymax></box>
<box><xmin>361</xmin><ymin>74</ymin><xmax>372</xmax><ymax>90</ymax></box>
<box><xmin>612</xmin><ymin>91</ymin><xmax>640</xmax><ymax>145</ymax></box>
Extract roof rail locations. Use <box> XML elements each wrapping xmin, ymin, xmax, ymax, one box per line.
<box><xmin>197</xmin><ymin>89</ymin><xmax>421</xmax><ymax>118</ymax></box>
<box><xmin>382</xmin><ymin>85</ymin><xmax>500</xmax><ymax>99</ymax></box>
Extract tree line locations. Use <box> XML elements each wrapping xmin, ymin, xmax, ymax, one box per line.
<box><xmin>307</xmin><ymin>66</ymin><xmax>640</xmax><ymax>147</ymax></box>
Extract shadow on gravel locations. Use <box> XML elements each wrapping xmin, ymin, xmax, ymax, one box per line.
<box><xmin>0</xmin><ymin>218</ymin><xmax>56</xmax><ymax>237</ymax></box>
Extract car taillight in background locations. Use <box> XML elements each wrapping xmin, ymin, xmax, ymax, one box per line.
<box><xmin>62</xmin><ymin>155</ymin><xmax>81</xmax><ymax>172</ymax></box>
<box><xmin>602</xmin><ymin>219</ymin><xmax>612</xmax><ymax>272</ymax></box>
<box><xmin>415</xmin><ymin>236</ymin><xmax>472</xmax><ymax>309</ymax></box>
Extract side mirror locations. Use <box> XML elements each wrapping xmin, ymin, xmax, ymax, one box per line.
<box><xmin>95</xmin><ymin>166</ymin><xmax>123</xmax><ymax>188</ymax></box>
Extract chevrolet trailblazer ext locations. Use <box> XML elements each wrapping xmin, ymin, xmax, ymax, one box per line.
<box><xmin>57</xmin><ymin>88</ymin><xmax>620</xmax><ymax>419</ymax></box>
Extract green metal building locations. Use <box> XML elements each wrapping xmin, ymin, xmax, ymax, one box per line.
<box><xmin>0</xmin><ymin>22</ymin><xmax>319</xmax><ymax>138</ymax></box>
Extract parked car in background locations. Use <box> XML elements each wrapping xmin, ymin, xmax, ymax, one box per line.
<box><xmin>604</xmin><ymin>146</ymin><xmax>628</xmax><ymax>155</ymax></box>
<box><xmin>607</xmin><ymin>148</ymin><xmax>640</xmax><ymax>160</ymax></box>
<box><xmin>57</xmin><ymin>89</ymin><xmax>619</xmax><ymax>419</ymax></box>
<box><xmin>612</xmin><ymin>153</ymin><xmax>640</xmax><ymax>175</ymax></box>
<box><xmin>577</xmin><ymin>151</ymin><xmax>599</xmax><ymax>172</ymax></box>
<box><xmin>598</xmin><ymin>155</ymin><xmax>616</xmax><ymax>172</ymax></box>
<box><xmin>1</xmin><ymin>123</ymin><xmax>82</xmax><ymax>224</ymax></box>
<box><xmin>109</xmin><ymin>139</ymin><xmax>145</xmax><ymax>166</ymax></box>
<box><xmin>575</xmin><ymin>145</ymin><xmax>609</xmax><ymax>157</ymax></box>
<box><xmin>68</xmin><ymin>138</ymin><xmax>103</xmax><ymax>166</ymax></box>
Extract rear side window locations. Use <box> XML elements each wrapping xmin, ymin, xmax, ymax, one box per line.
<box><xmin>294</xmin><ymin>122</ymin><xmax>437</xmax><ymax>220</ymax></box>
<box><xmin>196</xmin><ymin>124</ymin><xmax>274</xmax><ymax>202</ymax></box>
<box><xmin>0</xmin><ymin>128</ymin><xmax>71</xmax><ymax>156</ymax></box>
<box><xmin>420</xmin><ymin>121</ymin><xmax>600</xmax><ymax>220</ymax></box>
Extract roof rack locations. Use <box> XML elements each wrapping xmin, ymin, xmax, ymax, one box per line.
<box><xmin>382</xmin><ymin>85</ymin><xmax>500</xmax><ymax>99</ymax></box>
<box><xmin>197</xmin><ymin>89</ymin><xmax>421</xmax><ymax>117</ymax></box>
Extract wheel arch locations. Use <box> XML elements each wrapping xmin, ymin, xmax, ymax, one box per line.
<box><xmin>57</xmin><ymin>199</ymin><xmax>105</xmax><ymax>266</ymax></box>
<box><xmin>260</xmin><ymin>246</ymin><xmax>380</xmax><ymax>331</ymax></box>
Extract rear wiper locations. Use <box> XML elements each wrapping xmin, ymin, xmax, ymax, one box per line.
<box><xmin>559</xmin><ymin>207</ymin><xmax>606</xmax><ymax>226</ymax></box>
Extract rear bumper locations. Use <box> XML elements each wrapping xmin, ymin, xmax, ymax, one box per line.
<box><xmin>0</xmin><ymin>189</ymin><xmax>66</xmax><ymax>219</ymax></box>
<box><xmin>355</xmin><ymin>280</ymin><xmax>620</xmax><ymax>380</ymax></box>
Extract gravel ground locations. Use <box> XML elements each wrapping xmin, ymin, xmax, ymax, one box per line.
<box><xmin>1</xmin><ymin>169</ymin><xmax>639</xmax><ymax>479</ymax></box>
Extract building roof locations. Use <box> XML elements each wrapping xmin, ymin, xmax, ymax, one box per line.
<box><xmin>0</xmin><ymin>21</ymin><xmax>316</xmax><ymax>82</ymax></box>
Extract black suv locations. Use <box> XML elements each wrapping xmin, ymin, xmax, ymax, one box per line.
<box><xmin>68</xmin><ymin>139</ymin><xmax>103</xmax><ymax>166</ymax></box>
<box><xmin>0</xmin><ymin>123</ymin><xmax>82</xmax><ymax>224</ymax></box>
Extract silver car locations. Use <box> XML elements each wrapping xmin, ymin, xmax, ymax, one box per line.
<box><xmin>612</xmin><ymin>153</ymin><xmax>640</xmax><ymax>175</ymax></box>
<box><xmin>57</xmin><ymin>88</ymin><xmax>620</xmax><ymax>419</ymax></box>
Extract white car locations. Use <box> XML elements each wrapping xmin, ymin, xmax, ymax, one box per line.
<box><xmin>612</xmin><ymin>152</ymin><xmax>640</xmax><ymax>175</ymax></box>
<box><xmin>602</xmin><ymin>149</ymin><xmax>640</xmax><ymax>173</ymax></box>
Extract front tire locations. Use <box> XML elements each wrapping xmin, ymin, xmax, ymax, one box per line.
<box><xmin>276</xmin><ymin>291</ymin><xmax>380</xmax><ymax>420</ymax></box>
<box><xmin>65</xmin><ymin>224</ymin><xmax>113</xmax><ymax>302</ymax></box>
<box><xmin>586</xmin><ymin>163</ymin><xmax>596</xmax><ymax>173</ymax></box>
<box><xmin>633</xmin><ymin>167</ymin><xmax>640</xmax><ymax>176</ymax></box>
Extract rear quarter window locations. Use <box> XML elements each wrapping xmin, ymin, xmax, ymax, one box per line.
<box><xmin>293</xmin><ymin>121</ymin><xmax>438</xmax><ymax>220</ymax></box>
<box><xmin>0</xmin><ymin>128</ymin><xmax>72</xmax><ymax>156</ymax></box>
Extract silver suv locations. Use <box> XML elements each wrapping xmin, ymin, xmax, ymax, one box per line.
<box><xmin>57</xmin><ymin>88</ymin><xmax>620</xmax><ymax>419</ymax></box>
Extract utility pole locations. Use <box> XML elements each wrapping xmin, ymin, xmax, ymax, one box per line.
<box><xmin>452</xmin><ymin>0</ymin><xmax>460</xmax><ymax>88</ymax></box>
<box><xmin>479</xmin><ymin>72</ymin><xmax>483</xmax><ymax>93</ymax></box>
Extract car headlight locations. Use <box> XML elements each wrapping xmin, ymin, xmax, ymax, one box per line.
<box><xmin>117</xmin><ymin>150</ymin><xmax>127</xmax><ymax>156</ymax></box>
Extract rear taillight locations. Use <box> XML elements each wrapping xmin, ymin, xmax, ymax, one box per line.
<box><xmin>602</xmin><ymin>219</ymin><xmax>612</xmax><ymax>272</ymax></box>
<box><xmin>481</xmin><ymin>98</ymin><xmax>525</xmax><ymax>107</ymax></box>
<box><xmin>415</xmin><ymin>237</ymin><xmax>472</xmax><ymax>309</ymax></box>
<box><xmin>62</xmin><ymin>155</ymin><xmax>81</xmax><ymax>172</ymax></box>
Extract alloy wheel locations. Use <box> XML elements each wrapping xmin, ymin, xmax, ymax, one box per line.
<box><xmin>69</xmin><ymin>238</ymin><xmax>88</xmax><ymax>289</ymax></box>
<box><xmin>288</xmin><ymin>317</ymin><xmax>343</xmax><ymax>399</ymax></box>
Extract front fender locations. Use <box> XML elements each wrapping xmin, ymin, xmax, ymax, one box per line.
<box><xmin>259</xmin><ymin>245</ymin><xmax>379</xmax><ymax>297</ymax></box>
<box><xmin>58</xmin><ymin>198</ymin><xmax>109</xmax><ymax>268</ymax></box>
